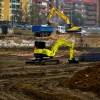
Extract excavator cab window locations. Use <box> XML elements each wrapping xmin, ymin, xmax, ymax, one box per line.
<box><xmin>66</xmin><ymin>24</ymin><xmax>72</xmax><ymax>29</ymax></box>
<box><xmin>35</xmin><ymin>41</ymin><xmax>46</xmax><ymax>49</ymax></box>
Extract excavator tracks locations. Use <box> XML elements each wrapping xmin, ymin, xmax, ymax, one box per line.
<box><xmin>26</xmin><ymin>59</ymin><xmax>60</xmax><ymax>65</ymax></box>
<box><xmin>42</xmin><ymin>59</ymin><xmax>60</xmax><ymax>65</ymax></box>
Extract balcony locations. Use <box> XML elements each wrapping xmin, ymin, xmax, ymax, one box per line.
<box><xmin>63</xmin><ymin>4</ymin><xmax>73</xmax><ymax>8</ymax></box>
<box><xmin>75</xmin><ymin>6</ymin><xmax>85</xmax><ymax>9</ymax></box>
<box><xmin>87</xmin><ymin>11</ymin><xmax>96</xmax><ymax>16</ymax></box>
<box><xmin>39</xmin><ymin>5</ymin><xmax>46</xmax><ymax>8</ymax></box>
<box><xmin>87</xmin><ymin>6</ymin><xmax>96</xmax><ymax>10</ymax></box>
<box><xmin>64</xmin><ymin>9</ymin><xmax>71</xmax><ymax>13</ymax></box>
<box><xmin>84</xmin><ymin>21</ymin><xmax>96</xmax><ymax>25</ymax></box>
<box><xmin>40</xmin><ymin>9</ymin><xmax>47</xmax><ymax>14</ymax></box>
<box><xmin>10</xmin><ymin>4</ymin><xmax>20</xmax><ymax>9</ymax></box>
<box><xmin>63</xmin><ymin>7</ymin><xmax>71</xmax><ymax>10</ymax></box>
<box><xmin>87</xmin><ymin>16</ymin><xmax>96</xmax><ymax>20</ymax></box>
<box><xmin>64</xmin><ymin>12</ymin><xmax>71</xmax><ymax>16</ymax></box>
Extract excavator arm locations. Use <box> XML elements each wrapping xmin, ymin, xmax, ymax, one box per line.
<box><xmin>47</xmin><ymin>7</ymin><xmax>70</xmax><ymax>24</ymax></box>
<box><xmin>51</xmin><ymin>39</ymin><xmax>74</xmax><ymax>60</ymax></box>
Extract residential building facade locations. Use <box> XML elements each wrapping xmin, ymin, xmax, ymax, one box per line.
<box><xmin>32</xmin><ymin>0</ymin><xmax>63</xmax><ymax>15</ymax></box>
<box><xmin>47</xmin><ymin>0</ymin><xmax>63</xmax><ymax>11</ymax></box>
<box><xmin>0</xmin><ymin>0</ymin><xmax>32</xmax><ymax>22</ymax></box>
<box><xmin>63</xmin><ymin>0</ymin><xmax>97</xmax><ymax>26</ymax></box>
<box><xmin>97</xmin><ymin>0</ymin><xmax>100</xmax><ymax>20</ymax></box>
<box><xmin>47</xmin><ymin>0</ymin><xmax>98</xmax><ymax>26</ymax></box>
<box><xmin>32</xmin><ymin>0</ymin><xmax>48</xmax><ymax>15</ymax></box>
<box><xmin>0</xmin><ymin>0</ymin><xmax>98</xmax><ymax>26</ymax></box>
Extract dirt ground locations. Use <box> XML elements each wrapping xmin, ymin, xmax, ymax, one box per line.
<box><xmin>0</xmin><ymin>34</ymin><xmax>100</xmax><ymax>100</ymax></box>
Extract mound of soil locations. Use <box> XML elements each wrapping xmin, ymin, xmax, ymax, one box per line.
<box><xmin>69</xmin><ymin>62</ymin><xmax>100</xmax><ymax>94</ymax></box>
<box><xmin>10</xmin><ymin>83</ymin><xmax>81</xmax><ymax>100</ymax></box>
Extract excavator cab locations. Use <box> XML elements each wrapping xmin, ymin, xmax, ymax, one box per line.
<box><xmin>34</xmin><ymin>41</ymin><xmax>45</xmax><ymax>49</ymax></box>
<box><xmin>33</xmin><ymin>41</ymin><xmax>48</xmax><ymax>59</ymax></box>
<box><xmin>66</xmin><ymin>24</ymin><xmax>73</xmax><ymax>29</ymax></box>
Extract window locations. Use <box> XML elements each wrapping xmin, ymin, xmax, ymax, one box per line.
<box><xmin>11</xmin><ymin>4</ymin><xmax>16</xmax><ymax>8</ymax></box>
<box><xmin>28</xmin><ymin>0</ymin><xmax>32</xmax><ymax>4</ymax></box>
<box><xmin>42</xmin><ymin>8</ymin><xmax>45</xmax><ymax>10</ymax></box>
<box><xmin>36</xmin><ymin>2</ymin><xmax>41</xmax><ymax>5</ymax></box>
<box><xmin>16</xmin><ymin>5</ymin><xmax>20</xmax><ymax>8</ymax></box>
<box><xmin>11</xmin><ymin>10</ymin><xmax>16</xmax><ymax>14</ymax></box>
<box><xmin>10</xmin><ymin>0</ymin><xmax>17</xmax><ymax>2</ymax></box>
<box><xmin>75</xmin><ymin>4</ymin><xmax>78</xmax><ymax>6</ymax></box>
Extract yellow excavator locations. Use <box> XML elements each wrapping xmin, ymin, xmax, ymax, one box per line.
<box><xmin>26</xmin><ymin>39</ymin><xmax>78</xmax><ymax>65</ymax></box>
<box><xmin>47</xmin><ymin>7</ymin><xmax>82</xmax><ymax>33</ymax></box>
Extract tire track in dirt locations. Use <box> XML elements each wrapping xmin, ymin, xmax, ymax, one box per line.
<box><xmin>0</xmin><ymin>62</ymin><xmax>93</xmax><ymax>79</ymax></box>
<box><xmin>0</xmin><ymin>55</ymin><xmax>99</xmax><ymax>100</ymax></box>
<box><xmin>0</xmin><ymin>92</ymin><xmax>32</xmax><ymax>100</ymax></box>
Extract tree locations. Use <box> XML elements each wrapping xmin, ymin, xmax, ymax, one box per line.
<box><xmin>72</xmin><ymin>11</ymin><xmax>84</xmax><ymax>26</ymax></box>
<box><xmin>15</xmin><ymin>8</ymin><xmax>23</xmax><ymax>24</ymax></box>
<box><xmin>23</xmin><ymin>3</ymin><xmax>30</xmax><ymax>24</ymax></box>
<box><xmin>13</xmin><ymin>3</ymin><xmax>47</xmax><ymax>25</ymax></box>
<box><xmin>29</xmin><ymin>5</ymin><xmax>40</xmax><ymax>25</ymax></box>
<box><xmin>13</xmin><ymin>2</ymin><xmax>31</xmax><ymax>24</ymax></box>
<box><xmin>39</xmin><ymin>14</ymin><xmax>47</xmax><ymax>24</ymax></box>
<box><xmin>12</xmin><ymin>2</ymin><xmax>23</xmax><ymax>24</ymax></box>
<box><xmin>98</xmin><ymin>17</ymin><xmax>100</xmax><ymax>27</ymax></box>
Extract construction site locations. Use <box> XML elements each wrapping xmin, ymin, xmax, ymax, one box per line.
<box><xmin>0</xmin><ymin>7</ymin><xmax>100</xmax><ymax>100</ymax></box>
<box><xmin>0</xmin><ymin>30</ymin><xmax>100</xmax><ymax>100</ymax></box>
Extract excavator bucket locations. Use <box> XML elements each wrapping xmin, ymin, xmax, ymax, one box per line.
<box><xmin>47</xmin><ymin>21</ymin><xmax>51</xmax><ymax>26</ymax></box>
<box><xmin>47</xmin><ymin>21</ymin><xmax>56</xmax><ymax>27</ymax></box>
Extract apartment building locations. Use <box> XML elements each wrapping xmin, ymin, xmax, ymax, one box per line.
<box><xmin>97</xmin><ymin>0</ymin><xmax>100</xmax><ymax>20</ymax></box>
<box><xmin>0</xmin><ymin>0</ymin><xmax>97</xmax><ymax>26</ymax></box>
<box><xmin>47</xmin><ymin>0</ymin><xmax>63</xmax><ymax>11</ymax></box>
<box><xmin>63</xmin><ymin>0</ymin><xmax>97</xmax><ymax>26</ymax></box>
<box><xmin>32</xmin><ymin>0</ymin><xmax>64</xmax><ymax>24</ymax></box>
<box><xmin>0</xmin><ymin>0</ymin><xmax>32</xmax><ymax>22</ymax></box>
<box><xmin>32</xmin><ymin>0</ymin><xmax>48</xmax><ymax>15</ymax></box>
